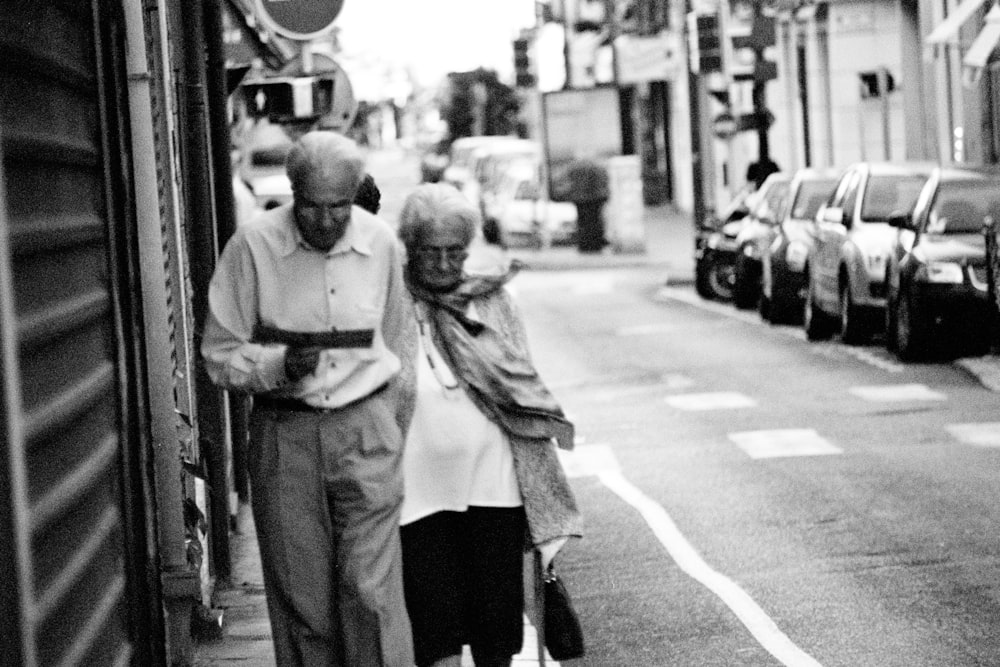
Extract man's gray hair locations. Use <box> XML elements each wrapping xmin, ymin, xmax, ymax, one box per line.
<box><xmin>398</xmin><ymin>183</ymin><xmax>479</xmax><ymax>249</ymax></box>
<box><xmin>286</xmin><ymin>131</ymin><xmax>364</xmax><ymax>193</ymax></box>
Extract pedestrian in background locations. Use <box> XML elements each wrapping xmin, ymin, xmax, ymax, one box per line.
<box><xmin>355</xmin><ymin>171</ymin><xmax>382</xmax><ymax>215</ymax></box>
<box><xmin>395</xmin><ymin>183</ymin><xmax>583</xmax><ymax>667</ymax></box>
<box><xmin>202</xmin><ymin>131</ymin><xmax>415</xmax><ymax>666</ymax></box>
<box><xmin>558</xmin><ymin>156</ymin><xmax>610</xmax><ymax>254</ymax></box>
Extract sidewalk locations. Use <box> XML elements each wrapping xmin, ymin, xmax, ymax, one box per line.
<box><xmin>506</xmin><ymin>203</ymin><xmax>696</xmax><ymax>283</ymax></box>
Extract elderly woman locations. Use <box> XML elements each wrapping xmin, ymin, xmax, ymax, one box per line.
<box><xmin>395</xmin><ymin>183</ymin><xmax>582</xmax><ymax>667</ymax></box>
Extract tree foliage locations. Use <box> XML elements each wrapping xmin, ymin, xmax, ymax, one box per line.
<box><xmin>441</xmin><ymin>68</ymin><xmax>521</xmax><ymax>143</ymax></box>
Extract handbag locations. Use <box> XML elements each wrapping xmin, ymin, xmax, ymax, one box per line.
<box><xmin>542</xmin><ymin>564</ymin><xmax>585</xmax><ymax>660</ymax></box>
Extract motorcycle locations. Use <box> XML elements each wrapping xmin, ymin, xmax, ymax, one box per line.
<box><xmin>695</xmin><ymin>187</ymin><xmax>755</xmax><ymax>301</ymax></box>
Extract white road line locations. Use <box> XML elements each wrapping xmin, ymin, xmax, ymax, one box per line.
<box><xmin>598</xmin><ymin>469</ymin><xmax>824</xmax><ymax>667</ymax></box>
<box><xmin>654</xmin><ymin>287</ymin><xmax>905</xmax><ymax>374</ymax></box>
<box><xmin>729</xmin><ymin>429</ymin><xmax>843</xmax><ymax>459</ymax></box>
<box><xmin>665</xmin><ymin>391</ymin><xmax>757</xmax><ymax>411</ymax></box>
<box><xmin>946</xmin><ymin>422</ymin><xmax>1000</xmax><ymax>447</ymax></box>
<box><xmin>848</xmin><ymin>384</ymin><xmax>946</xmax><ymax>402</ymax></box>
<box><xmin>559</xmin><ymin>446</ymin><xmax>823</xmax><ymax>666</ymax></box>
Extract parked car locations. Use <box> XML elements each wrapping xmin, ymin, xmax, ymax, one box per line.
<box><xmin>732</xmin><ymin>172</ymin><xmax>791</xmax><ymax>309</ymax></box>
<box><xmin>759</xmin><ymin>168</ymin><xmax>840</xmax><ymax>324</ymax></box>
<box><xmin>443</xmin><ymin>136</ymin><xmax>540</xmax><ymax>212</ymax></box>
<box><xmin>442</xmin><ymin>136</ymin><xmax>507</xmax><ymax>203</ymax></box>
<box><xmin>803</xmin><ymin>161</ymin><xmax>934</xmax><ymax>343</ymax></box>
<box><xmin>489</xmin><ymin>161</ymin><xmax>577</xmax><ymax>247</ymax></box>
<box><xmin>884</xmin><ymin>165</ymin><xmax>1000</xmax><ymax>360</ymax></box>
<box><xmin>695</xmin><ymin>185</ymin><xmax>756</xmax><ymax>301</ymax></box>
<box><xmin>239</xmin><ymin>141</ymin><xmax>293</xmax><ymax>210</ymax></box>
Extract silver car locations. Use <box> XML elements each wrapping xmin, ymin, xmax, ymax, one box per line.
<box><xmin>803</xmin><ymin>162</ymin><xmax>934</xmax><ymax>343</ymax></box>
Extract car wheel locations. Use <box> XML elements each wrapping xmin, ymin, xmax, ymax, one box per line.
<box><xmin>839</xmin><ymin>282</ymin><xmax>868</xmax><ymax>345</ymax></box>
<box><xmin>895</xmin><ymin>290</ymin><xmax>929</xmax><ymax>361</ymax></box>
<box><xmin>884</xmin><ymin>282</ymin><xmax>898</xmax><ymax>353</ymax></box>
<box><xmin>703</xmin><ymin>255</ymin><xmax>735</xmax><ymax>301</ymax></box>
<box><xmin>695</xmin><ymin>260</ymin><xmax>715</xmax><ymax>300</ymax></box>
<box><xmin>733</xmin><ymin>255</ymin><xmax>758</xmax><ymax>309</ymax></box>
<box><xmin>804</xmin><ymin>278</ymin><xmax>835</xmax><ymax>341</ymax></box>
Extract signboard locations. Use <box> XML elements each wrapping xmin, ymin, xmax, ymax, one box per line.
<box><xmin>614</xmin><ymin>31</ymin><xmax>681</xmax><ymax>84</ymax></box>
<box><xmin>541</xmin><ymin>87</ymin><xmax>622</xmax><ymax>198</ymax></box>
<box><xmin>255</xmin><ymin>0</ymin><xmax>344</xmax><ymax>41</ymax></box>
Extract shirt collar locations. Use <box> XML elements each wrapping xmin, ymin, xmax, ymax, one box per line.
<box><xmin>277</xmin><ymin>204</ymin><xmax>375</xmax><ymax>258</ymax></box>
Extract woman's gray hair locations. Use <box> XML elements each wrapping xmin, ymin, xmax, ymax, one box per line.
<box><xmin>286</xmin><ymin>131</ymin><xmax>364</xmax><ymax>193</ymax></box>
<box><xmin>397</xmin><ymin>183</ymin><xmax>479</xmax><ymax>249</ymax></box>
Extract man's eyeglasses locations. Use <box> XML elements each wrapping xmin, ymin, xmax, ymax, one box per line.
<box><xmin>413</xmin><ymin>245</ymin><xmax>468</xmax><ymax>263</ymax></box>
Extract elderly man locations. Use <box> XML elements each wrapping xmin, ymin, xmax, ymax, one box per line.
<box><xmin>202</xmin><ymin>131</ymin><xmax>414</xmax><ymax>666</ymax></box>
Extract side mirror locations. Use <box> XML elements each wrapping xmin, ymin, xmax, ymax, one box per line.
<box><xmin>887</xmin><ymin>210</ymin><xmax>912</xmax><ymax>229</ymax></box>
<box><xmin>820</xmin><ymin>206</ymin><xmax>844</xmax><ymax>225</ymax></box>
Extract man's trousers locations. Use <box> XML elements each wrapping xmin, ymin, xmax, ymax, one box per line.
<box><xmin>247</xmin><ymin>389</ymin><xmax>414</xmax><ymax>666</ymax></box>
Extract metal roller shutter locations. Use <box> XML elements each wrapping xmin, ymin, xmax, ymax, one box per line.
<box><xmin>0</xmin><ymin>2</ymin><xmax>153</xmax><ymax>665</ymax></box>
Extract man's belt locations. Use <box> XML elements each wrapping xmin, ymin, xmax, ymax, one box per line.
<box><xmin>255</xmin><ymin>382</ymin><xmax>389</xmax><ymax>414</ymax></box>
<box><xmin>253</xmin><ymin>324</ymin><xmax>374</xmax><ymax>349</ymax></box>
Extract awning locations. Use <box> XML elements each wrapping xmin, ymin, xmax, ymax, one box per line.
<box><xmin>963</xmin><ymin>4</ymin><xmax>1000</xmax><ymax>67</ymax></box>
<box><xmin>926</xmin><ymin>0</ymin><xmax>988</xmax><ymax>45</ymax></box>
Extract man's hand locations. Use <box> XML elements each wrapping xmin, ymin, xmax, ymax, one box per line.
<box><xmin>284</xmin><ymin>346</ymin><xmax>323</xmax><ymax>382</ymax></box>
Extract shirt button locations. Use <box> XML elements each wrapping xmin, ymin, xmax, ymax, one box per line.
<box><xmin>329</xmin><ymin>288</ymin><xmax>336</xmax><ymax>294</ymax></box>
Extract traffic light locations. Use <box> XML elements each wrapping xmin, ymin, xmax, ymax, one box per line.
<box><xmin>728</xmin><ymin>14</ymin><xmax>778</xmax><ymax>82</ymax></box>
<box><xmin>687</xmin><ymin>12</ymin><xmax>723</xmax><ymax>74</ymax></box>
<box><xmin>859</xmin><ymin>70</ymin><xmax>896</xmax><ymax>98</ymax></box>
<box><xmin>513</xmin><ymin>38</ymin><xmax>535</xmax><ymax>87</ymax></box>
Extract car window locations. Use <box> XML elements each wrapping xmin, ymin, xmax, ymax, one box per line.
<box><xmin>250</xmin><ymin>145</ymin><xmax>291</xmax><ymax>167</ymax></box>
<box><xmin>790</xmin><ymin>179</ymin><xmax>838</xmax><ymax>220</ymax></box>
<box><xmin>840</xmin><ymin>171</ymin><xmax>862</xmax><ymax>220</ymax></box>
<box><xmin>927</xmin><ymin>179</ymin><xmax>1000</xmax><ymax>234</ymax></box>
<box><xmin>860</xmin><ymin>175</ymin><xmax>927</xmax><ymax>222</ymax></box>
<box><xmin>515</xmin><ymin>181</ymin><xmax>540</xmax><ymax>200</ymax></box>
<box><xmin>755</xmin><ymin>181</ymin><xmax>790</xmax><ymax>221</ymax></box>
<box><xmin>827</xmin><ymin>170</ymin><xmax>854</xmax><ymax>207</ymax></box>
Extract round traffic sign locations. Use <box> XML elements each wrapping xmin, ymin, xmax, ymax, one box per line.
<box><xmin>255</xmin><ymin>0</ymin><xmax>344</xmax><ymax>41</ymax></box>
<box><xmin>712</xmin><ymin>111</ymin><xmax>737</xmax><ymax>139</ymax></box>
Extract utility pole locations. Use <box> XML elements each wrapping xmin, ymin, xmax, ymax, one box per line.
<box><xmin>685</xmin><ymin>0</ymin><xmax>707</xmax><ymax>228</ymax></box>
<box><xmin>750</xmin><ymin>1</ymin><xmax>770</xmax><ymax>167</ymax></box>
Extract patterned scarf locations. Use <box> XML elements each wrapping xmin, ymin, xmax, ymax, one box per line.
<box><xmin>407</xmin><ymin>263</ymin><xmax>575</xmax><ymax>450</ymax></box>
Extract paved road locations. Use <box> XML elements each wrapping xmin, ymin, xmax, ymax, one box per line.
<box><xmin>511</xmin><ymin>266</ymin><xmax>1000</xmax><ymax>666</ymax></box>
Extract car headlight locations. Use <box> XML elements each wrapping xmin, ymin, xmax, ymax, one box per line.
<box><xmin>785</xmin><ymin>240</ymin><xmax>808</xmax><ymax>272</ymax></box>
<box><xmin>707</xmin><ymin>235</ymin><xmax>721</xmax><ymax>250</ymax></box>
<box><xmin>923</xmin><ymin>261</ymin><xmax>964</xmax><ymax>284</ymax></box>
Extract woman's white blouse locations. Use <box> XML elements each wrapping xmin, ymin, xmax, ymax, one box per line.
<box><xmin>400</xmin><ymin>302</ymin><xmax>522</xmax><ymax>526</ymax></box>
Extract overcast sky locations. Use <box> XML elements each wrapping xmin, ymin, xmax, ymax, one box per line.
<box><xmin>335</xmin><ymin>0</ymin><xmax>537</xmax><ymax>85</ymax></box>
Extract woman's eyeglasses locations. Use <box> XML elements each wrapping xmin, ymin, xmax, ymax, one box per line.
<box><xmin>413</xmin><ymin>245</ymin><xmax>468</xmax><ymax>263</ymax></box>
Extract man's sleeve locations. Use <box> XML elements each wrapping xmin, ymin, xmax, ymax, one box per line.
<box><xmin>381</xmin><ymin>239</ymin><xmax>417</xmax><ymax>435</ymax></box>
<box><xmin>201</xmin><ymin>232</ymin><xmax>288</xmax><ymax>394</ymax></box>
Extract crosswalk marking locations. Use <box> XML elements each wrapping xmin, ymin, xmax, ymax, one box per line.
<box><xmin>665</xmin><ymin>391</ymin><xmax>757</xmax><ymax>411</ymax></box>
<box><xmin>558</xmin><ymin>444</ymin><xmax>620</xmax><ymax>479</ymax></box>
<box><xmin>848</xmin><ymin>384</ymin><xmax>947</xmax><ymax>402</ymax></box>
<box><xmin>946</xmin><ymin>422</ymin><xmax>1000</xmax><ymax>447</ymax></box>
<box><xmin>729</xmin><ymin>429</ymin><xmax>843</xmax><ymax>459</ymax></box>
